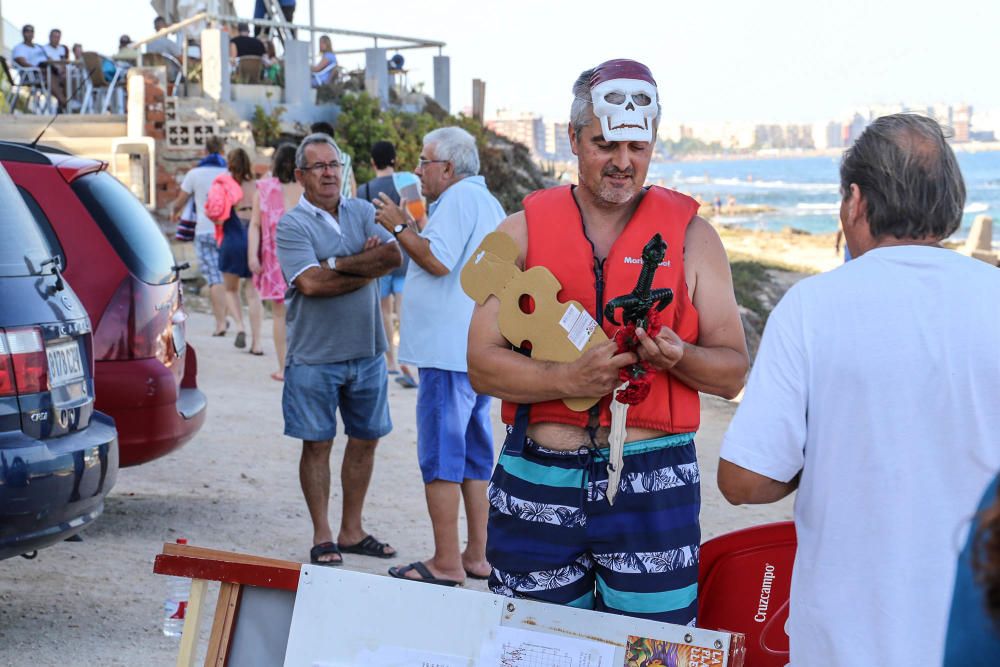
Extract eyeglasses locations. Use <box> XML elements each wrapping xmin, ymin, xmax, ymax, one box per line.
<box><xmin>302</xmin><ymin>161</ymin><xmax>341</xmax><ymax>173</ymax></box>
<box><xmin>417</xmin><ymin>158</ymin><xmax>449</xmax><ymax>168</ymax></box>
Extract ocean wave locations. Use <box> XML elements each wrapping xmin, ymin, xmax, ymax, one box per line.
<box><xmin>964</xmin><ymin>202</ymin><xmax>989</xmax><ymax>213</ymax></box>
<box><xmin>670</xmin><ymin>175</ymin><xmax>839</xmax><ymax>192</ymax></box>
<box><xmin>795</xmin><ymin>202</ymin><xmax>840</xmax><ymax>211</ymax></box>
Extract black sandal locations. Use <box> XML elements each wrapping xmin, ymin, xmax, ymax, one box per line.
<box><xmin>339</xmin><ymin>534</ymin><xmax>396</xmax><ymax>559</ymax></box>
<box><xmin>309</xmin><ymin>541</ymin><xmax>343</xmax><ymax>566</ymax></box>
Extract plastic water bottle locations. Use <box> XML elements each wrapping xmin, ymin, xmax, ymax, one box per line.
<box><xmin>162</xmin><ymin>538</ymin><xmax>190</xmax><ymax>637</ymax></box>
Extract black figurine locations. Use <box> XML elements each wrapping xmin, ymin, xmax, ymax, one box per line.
<box><xmin>604</xmin><ymin>233</ymin><xmax>673</xmax><ymax>329</ymax></box>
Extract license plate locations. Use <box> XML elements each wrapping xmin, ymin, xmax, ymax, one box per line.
<box><xmin>46</xmin><ymin>340</ymin><xmax>85</xmax><ymax>388</ymax></box>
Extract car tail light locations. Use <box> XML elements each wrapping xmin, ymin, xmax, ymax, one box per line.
<box><xmin>0</xmin><ymin>327</ymin><xmax>48</xmax><ymax>397</ymax></box>
<box><xmin>93</xmin><ymin>276</ymin><xmax>175</xmax><ymax>362</ymax></box>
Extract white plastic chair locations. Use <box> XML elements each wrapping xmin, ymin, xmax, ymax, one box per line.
<box><xmin>4</xmin><ymin>58</ymin><xmax>53</xmax><ymax>113</ymax></box>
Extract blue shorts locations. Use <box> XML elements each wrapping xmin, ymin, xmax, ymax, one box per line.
<box><xmin>282</xmin><ymin>356</ymin><xmax>392</xmax><ymax>442</ymax></box>
<box><xmin>486</xmin><ymin>431</ymin><xmax>700</xmax><ymax>626</ymax></box>
<box><xmin>380</xmin><ymin>273</ymin><xmax>405</xmax><ymax>299</ymax></box>
<box><xmin>195</xmin><ymin>233</ymin><xmax>222</xmax><ymax>286</ymax></box>
<box><xmin>416</xmin><ymin>368</ymin><xmax>493</xmax><ymax>484</ymax></box>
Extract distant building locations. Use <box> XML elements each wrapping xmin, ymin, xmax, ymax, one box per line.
<box><xmin>844</xmin><ymin>113</ymin><xmax>868</xmax><ymax>146</ymax></box>
<box><xmin>552</xmin><ymin>122</ymin><xmax>572</xmax><ymax>160</ymax></box>
<box><xmin>824</xmin><ymin>121</ymin><xmax>843</xmax><ymax>149</ymax></box>
<box><xmin>489</xmin><ymin>109</ymin><xmax>546</xmax><ymax>158</ymax></box>
<box><xmin>952</xmin><ymin>104</ymin><xmax>972</xmax><ymax>143</ymax></box>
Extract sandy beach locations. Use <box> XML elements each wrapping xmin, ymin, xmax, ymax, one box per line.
<box><xmin>0</xmin><ymin>307</ymin><xmax>794</xmax><ymax>666</ymax></box>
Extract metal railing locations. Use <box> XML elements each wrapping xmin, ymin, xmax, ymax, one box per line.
<box><xmin>129</xmin><ymin>11</ymin><xmax>445</xmax><ymax>58</ymax></box>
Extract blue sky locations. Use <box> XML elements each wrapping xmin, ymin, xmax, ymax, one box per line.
<box><xmin>5</xmin><ymin>0</ymin><xmax>997</xmax><ymax>124</ymax></box>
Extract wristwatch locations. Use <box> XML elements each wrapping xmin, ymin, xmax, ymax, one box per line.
<box><xmin>392</xmin><ymin>223</ymin><xmax>408</xmax><ymax>237</ymax></box>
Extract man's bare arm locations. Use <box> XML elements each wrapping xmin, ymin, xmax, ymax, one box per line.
<box><xmin>395</xmin><ymin>227</ymin><xmax>448</xmax><ymax>276</ymax></box>
<box><xmin>636</xmin><ymin>217</ymin><xmax>749</xmax><ymax>399</ymax></box>
<box><xmin>332</xmin><ymin>241</ymin><xmax>401</xmax><ymax>278</ymax></box>
<box><xmin>373</xmin><ymin>193</ymin><xmax>447</xmax><ymax>276</ymax></box>
<box><xmin>467</xmin><ymin>213</ymin><xmax>636</xmax><ymax>402</ymax></box>
<box><xmin>294</xmin><ymin>266</ymin><xmax>371</xmax><ymax>297</ymax></box>
<box><xmin>717</xmin><ymin>459</ymin><xmax>799</xmax><ymax>505</ymax></box>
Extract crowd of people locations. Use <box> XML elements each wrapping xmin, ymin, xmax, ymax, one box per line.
<box><xmin>164</xmin><ymin>57</ymin><xmax>1000</xmax><ymax>664</ymax></box>
<box><xmin>9</xmin><ymin>10</ymin><xmax>349</xmax><ymax>112</ymax></box>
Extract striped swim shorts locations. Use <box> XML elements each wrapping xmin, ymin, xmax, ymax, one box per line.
<box><xmin>194</xmin><ymin>233</ymin><xmax>223</xmax><ymax>286</ymax></box>
<box><xmin>486</xmin><ymin>431</ymin><xmax>701</xmax><ymax>626</ymax></box>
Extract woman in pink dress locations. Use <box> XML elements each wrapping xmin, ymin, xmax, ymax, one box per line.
<box><xmin>248</xmin><ymin>144</ymin><xmax>302</xmax><ymax>381</ymax></box>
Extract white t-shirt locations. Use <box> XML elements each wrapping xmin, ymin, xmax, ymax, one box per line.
<box><xmin>42</xmin><ymin>44</ymin><xmax>67</xmax><ymax>62</ymax></box>
<box><xmin>398</xmin><ymin>175</ymin><xmax>505</xmax><ymax>372</ymax></box>
<box><xmin>720</xmin><ymin>245</ymin><xmax>1000</xmax><ymax>666</ymax></box>
<box><xmin>12</xmin><ymin>42</ymin><xmax>47</xmax><ymax>67</ymax></box>
<box><xmin>180</xmin><ymin>164</ymin><xmax>227</xmax><ymax>236</ymax></box>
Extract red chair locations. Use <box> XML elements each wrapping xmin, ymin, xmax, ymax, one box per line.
<box><xmin>698</xmin><ymin>522</ymin><xmax>796</xmax><ymax>667</ymax></box>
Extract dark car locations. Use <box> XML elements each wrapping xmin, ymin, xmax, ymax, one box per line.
<box><xmin>1</xmin><ymin>142</ymin><xmax>206</xmax><ymax>467</ymax></box>
<box><xmin>0</xmin><ymin>160</ymin><xmax>118</xmax><ymax>560</ymax></box>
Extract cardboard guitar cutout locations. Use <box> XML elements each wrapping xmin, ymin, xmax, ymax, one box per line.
<box><xmin>461</xmin><ymin>231</ymin><xmax>608</xmax><ymax>412</ymax></box>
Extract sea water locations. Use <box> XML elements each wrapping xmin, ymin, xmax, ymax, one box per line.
<box><xmin>650</xmin><ymin>151</ymin><xmax>1000</xmax><ymax>245</ymax></box>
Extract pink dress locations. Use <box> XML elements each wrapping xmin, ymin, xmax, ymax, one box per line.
<box><xmin>253</xmin><ymin>178</ymin><xmax>289</xmax><ymax>302</ymax></box>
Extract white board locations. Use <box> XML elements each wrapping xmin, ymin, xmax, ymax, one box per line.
<box><xmin>283</xmin><ymin>566</ymin><xmax>734</xmax><ymax>667</ymax></box>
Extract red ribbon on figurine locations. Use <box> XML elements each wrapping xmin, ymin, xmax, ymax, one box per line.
<box><xmin>611</xmin><ymin>307</ymin><xmax>662</xmax><ymax>405</ymax></box>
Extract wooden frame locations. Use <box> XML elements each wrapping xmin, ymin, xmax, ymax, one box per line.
<box><xmin>154</xmin><ymin>543</ymin><xmax>301</xmax><ymax>667</ymax></box>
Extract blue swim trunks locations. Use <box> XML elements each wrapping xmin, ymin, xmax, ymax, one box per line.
<box><xmin>486</xmin><ymin>431</ymin><xmax>701</xmax><ymax>626</ymax></box>
<box><xmin>416</xmin><ymin>368</ymin><xmax>493</xmax><ymax>484</ymax></box>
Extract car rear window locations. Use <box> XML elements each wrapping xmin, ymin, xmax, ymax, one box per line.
<box><xmin>17</xmin><ymin>186</ymin><xmax>66</xmax><ymax>271</ymax></box>
<box><xmin>0</xmin><ymin>166</ymin><xmax>55</xmax><ymax>277</ymax></box>
<box><xmin>70</xmin><ymin>172</ymin><xmax>175</xmax><ymax>285</ymax></box>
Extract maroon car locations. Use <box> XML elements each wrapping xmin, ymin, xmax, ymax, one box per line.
<box><xmin>2</xmin><ymin>142</ymin><xmax>206</xmax><ymax>466</ymax></box>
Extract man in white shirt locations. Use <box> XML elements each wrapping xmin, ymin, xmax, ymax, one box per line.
<box><xmin>147</xmin><ymin>16</ymin><xmax>183</xmax><ymax>59</ymax></box>
<box><xmin>41</xmin><ymin>28</ymin><xmax>68</xmax><ymax>62</ymax></box>
<box><xmin>718</xmin><ymin>114</ymin><xmax>1000</xmax><ymax>665</ymax></box>
<box><xmin>374</xmin><ymin>127</ymin><xmax>505</xmax><ymax>586</ymax></box>
<box><xmin>12</xmin><ymin>25</ymin><xmax>46</xmax><ymax>68</ymax></box>
<box><xmin>12</xmin><ymin>24</ymin><xmax>67</xmax><ymax>111</ymax></box>
<box><xmin>169</xmin><ymin>135</ymin><xmax>230</xmax><ymax>336</ymax></box>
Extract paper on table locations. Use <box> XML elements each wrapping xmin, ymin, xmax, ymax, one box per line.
<box><xmin>476</xmin><ymin>626</ymin><xmax>616</xmax><ymax>666</ymax></box>
<box><xmin>313</xmin><ymin>645</ymin><xmax>469</xmax><ymax>667</ymax></box>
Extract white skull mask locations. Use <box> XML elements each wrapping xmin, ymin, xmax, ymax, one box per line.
<box><xmin>590</xmin><ymin>78</ymin><xmax>658</xmax><ymax>143</ymax></box>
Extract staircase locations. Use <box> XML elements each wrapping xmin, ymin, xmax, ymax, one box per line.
<box><xmin>0</xmin><ymin>114</ymin><xmax>127</xmax><ymax>161</ymax></box>
<box><xmin>0</xmin><ymin>113</ymin><xmax>133</xmax><ymax>185</ymax></box>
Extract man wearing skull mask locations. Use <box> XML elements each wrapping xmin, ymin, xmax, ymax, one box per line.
<box><xmin>467</xmin><ymin>59</ymin><xmax>748</xmax><ymax>625</ymax></box>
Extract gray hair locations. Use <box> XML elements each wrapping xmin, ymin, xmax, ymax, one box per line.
<box><xmin>295</xmin><ymin>133</ymin><xmax>342</xmax><ymax>170</ymax></box>
<box><xmin>840</xmin><ymin>113</ymin><xmax>965</xmax><ymax>240</ymax></box>
<box><xmin>424</xmin><ymin>127</ymin><xmax>479</xmax><ymax>177</ymax></box>
<box><xmin>570</xmin><ymin>67</ymin><xmax>662</xmax><ymax>135</ymax></box>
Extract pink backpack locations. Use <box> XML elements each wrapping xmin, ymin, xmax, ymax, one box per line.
<box><xmin>204</xmin><ymin>173</ymin><xmax>244</xmax><ymax>223</ymax></box>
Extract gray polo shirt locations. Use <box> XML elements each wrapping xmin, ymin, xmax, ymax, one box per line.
<box><xmin>276</xmin><ymin>196</ymin><xmax>394</xmax><ymax>365</ymax></box>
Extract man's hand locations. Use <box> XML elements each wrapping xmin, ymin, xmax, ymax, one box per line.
<box><xmin>363</xmin><ymin>235</ymin><xmax>382</xmax><ymax>251</ymax></box>
<box><xmin>635</xmin><ymin>325</ymin><xmax>685</xmax><ymax>371</ymax></box>
<box><xmin>373</xmin><ymin>193</ymin><xmax>409</xmax><ymax>231</ymax></box>
<box><xmin>563</xmin><ymin>340</ymin><xmax>637</xmax><ymax>397</ymax></box>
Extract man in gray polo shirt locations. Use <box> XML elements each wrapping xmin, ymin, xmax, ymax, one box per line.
<box><xmin>276</xmin><ymin>133</ymin><xmax>402</xmax><ymax>566</ymax></box>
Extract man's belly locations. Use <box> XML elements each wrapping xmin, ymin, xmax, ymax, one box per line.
<box><xmin>525</xmin><ymin>422</ymin><xmax>670</xmax><ymax>451</ymax></box>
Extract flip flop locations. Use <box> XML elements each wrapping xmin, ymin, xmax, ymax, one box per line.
<box><xmin>309</xmin><ymin>541</ymin><xmax>343</xmax><ymax>566</ymax></box>
<box><xmin>249</xmin><ymin>349</ymin><xmax>264</xmax><ymax>356</ymax></box>
<box><xmin>394</xmin><ymin>374</ymin><xmax>418</xmax><ymax>389</ymax></box>
<box><xmin>339</xmin><ymin>534</ymin><xmax>396</xmax><ymax>559</ymax></box>
<box><xmin>234</xmin><ymin>331</ymin><xmax>247</xmax><ymax>349</ymax></box>
<box><xmin>388</xmin><ymin>562</ymin><xmax>461</xmax><ymax>587</ymax></box>
<box><xmin>465</xmin><ymin>568</ymin><xmax>491</xmax><ymax>581</ymax></box>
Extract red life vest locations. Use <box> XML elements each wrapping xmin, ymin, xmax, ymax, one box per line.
<box><xmin>500</xmin><ymin>185</ymin><xmax>701</xmax><ymax>433</ymax></box>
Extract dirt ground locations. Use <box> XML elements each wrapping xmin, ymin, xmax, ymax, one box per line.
<box><xmin>0</xmin><ymin>311</ymin><xmax>792</xmax><ymax>666</ymax></box>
